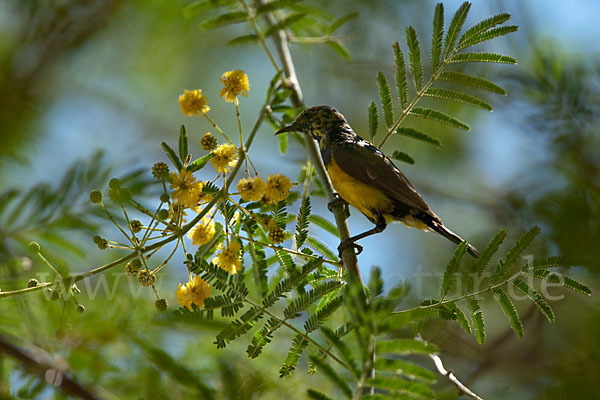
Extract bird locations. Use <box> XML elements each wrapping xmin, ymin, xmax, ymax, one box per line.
<box><xmin>276</xmin><ymin>105</ymin><xmax>480</xmax><ymax>258</ymax></box>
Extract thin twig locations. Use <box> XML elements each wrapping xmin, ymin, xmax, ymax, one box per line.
<box><xmin>429</xmin><ymin>353</ymin><xmax>484</xmax><ymax>400</ymax></box>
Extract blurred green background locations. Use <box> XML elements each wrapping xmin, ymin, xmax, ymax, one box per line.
<box><xmin>0</xmin><ymin>0</ymin><xmax>598</xmax><ymax>399</ymax></box>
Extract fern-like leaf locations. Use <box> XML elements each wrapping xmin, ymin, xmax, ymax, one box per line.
<box><xmin>306</xmin><ymin>236</ymin><xmax>337</xmax><ymax>260</ymax></box>
<box><xmin>406</xmin><ymin>26</ymin><xmax>424</xmax><ymax>91</ymax></box>
<box><xmin>395</xmin><ymin>127</ymin><xmax>441</xmax><ymax>147</ymax></box>
<box><xmin>283</xmin><ymin>280</ymin><xmax>342</xmax><ymax>319</ymax></box>
<box><xmin>309</xmin><ymin>355</ymin><xmax>353</xmax><ymax>398</ymax></box>
<box><xmin>304</xmin><ymin>295</ymin><xmax>344</xmax><ymax>333</ymax></box>
<box><xmin>512</xmin><ymin>278</ymin><xmax>555</xmax><ymax>322</ymax></box>
<box><xmin>473</xmin><ymin>228</ymin><xmax>507</xmax><ymax>275</ymax></box>
<box><xmin>377</xmin><ymin>72</ymin><xmax>394</xmax><ymax>128</ymax></box>
<box><xmin>161</xmin><ymin>142</ymin><xmax>183</xmax><ymax>171</ymax></box>
<box><xmin>201</xmin><ymin>11</ymin><xmax>247</xmax><ymax>30</ymax></box>
<box><xmin>280</xmin><ymin>334</ymin><xmax>309</xmax><ymax>377</ymax></box>
<box><xmin>374</xmin><ymin>359</ymin><xmax>437</xmax><ymax>383</ymax></box>
<box><xmin>326</xmin><ymin>12</ymin><xmax>359</xmax><ymax>34</ymax></box>
<box><xmin>308</xmin><ymin>215</ymin><xmax>339</xmax><ymax>237</ymax></box>
<box><xmin>438</xmin><ymin>70</ymin><xmax>507</xmax><ymax>95</ymax></box>
<box><xmin>391</xmin><ymin>151</ymin><xmax>415</xmax><ymax>165</ymax></box>
<box><xmin>307</xmin><ymin>389</ymin><xmax>335</xmax><ymax>400</ymax></box>
<box><xmin>523</xmin><ymin>268</ymin><xmax>591</xmax><ymax>296</ymax></box>
<box><xmin>431</xmin><ymin>3</ymin><xmax>444</xmax><ymax>72</ymax></box>
<box><xmin>468</xmin><ymin>298</ymin><xmax>486</xmax><ymax>344</ymax></box>
<box><xmin>444</xmin><ymin>1</ymin><xmax>471</xmax><ymax>56</ymax></box>
<box><xmin>458</xmin><ymin>12</ymin><xmax>511</xmax><ymax>49</ymax></box>
<box><xmin>187</xmin><ymin>153</ymin><xmax>215</xmax><ymax>172</ymax></box>
<box><xmin>368</xmin><ymin>101</ymin><xmax>379</xmax><ymax>139</ymax></box>
<box><xmin>295</xmin><ymin>196</ymin><xmax>311</xmax><ymax>247</ymax></box>
<box><xmin>178</xmin><ymin>125</ymin><xmax>188</xmax><ymax>161</ymax></box>
<box><xmin>409</xmin><ymin>107</ymin><xmax>470</xmax><ymax>130</ymax></box>
<box><xmin>279</xmin><ymin>131</ymin><xmax>288</xmax><ymax>154</ymax></box>
<box><xmin>256</xmin><ymin>0</ymin><xmax>302</xmax><ymax>14</ymax></box>
<box><xmin>441</xmin><ymin>241</ymin><xmax>468</xmax><ymax>298</ymax></box>
<box><xmin>424</xmin><ymin>87</ymin><xmax>492</xmax><ymax>110</ymax></box>
<box><xmin>452</xmin><ymin>303</ymin><xmax>472</xmax><ymax>334</ymax></box>
<box><xmin>264</xmin><ymin>13</ymin><xmax>307</xmax><ymax>37</ymax></box>
<box><xmin>450</xmin><ymin>52</ymin><xmax>517</xmax><ymax>64</ymax></box>
<box><xmin>457</xmin><ymin>25</ymin><xmax>518</xmax><ymax>51</ymax></box>
<box><xmin>227</xmin><ymin>34</ymin><xmax>259</xmax><ymax>46</ymax></box>
<box><xmin>366</xmin><ymin>377</ymin><xmax>436</xmax><ymax>399</ymax></box>
<box><xmin>492</xmin><ymin>226</ymin><xmax>540</xmax><ymax>283</ymax></box>
<box><xmin>494</xmin><ymin>288</ymin><xmax>524</xmax><ymax>338</ymax></box>
<box><xmin>393</xmin><ymin>42</ymin><xmax>409</xmax><ymax>110</ymax></box>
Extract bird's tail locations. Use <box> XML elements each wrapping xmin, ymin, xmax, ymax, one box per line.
<box><xmin>430</xmin><ymin>222</ymin><xmax>480</xmax><ymax>258</ymax></box>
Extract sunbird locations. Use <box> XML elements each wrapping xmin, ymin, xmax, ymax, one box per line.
<box><xmin>276</xmin><ymin>105</ymin><xmax>480</xmax><ymax>258</ymax></box>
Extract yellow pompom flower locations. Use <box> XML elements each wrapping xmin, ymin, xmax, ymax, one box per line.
<box><xmin>200</xmin><ymin>132</ymin><xmax>217</xmax><ymax>151</ymax></box>
<box><xmin>211</xmin><ymin>144</ymin><xmax>239</xmax><ymax>174</ymax></box>
<box><xmin>188</xmin><ymin>217</ymin><xmax>216</xmax><ymax>246</ymax></box>
<box><xmin>179</xmin><ymin>89</ymin><xmax>210</xmax><ymax>116</ymax></box>
<box><xmin>214</xmin><ymin>240</ymin><xmax>242</xmax><ymax>274</ymax></box>
<box><xmin>237</xmin><ymin>176</ymin><xmax>266</xmax><ymax>202</ymax></box>
<box><xmin>176</xmin><ymin>275</ymin><xmax>211</xmax><ymax>310</ymax></box>
<box><xmin>220</xmin><ymin>70</ymin><xmax>250</xmax><ymax>103</ymax></box>
<box><xmin>264</xmin><ymin>174</ymin><xmax>293</xmax><ymax>203</ymax></box>
<box><xmin>170</xmin><ymin>169</ymin><xmax>203</xmax><ymax>207</ymax></box>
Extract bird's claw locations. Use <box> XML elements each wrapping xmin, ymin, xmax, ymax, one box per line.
<box><xmin>328</xmin><ymin>194</ymin><xmax>350</xmax><ymax>218</ymax></box>
<box><xmin>337</xmin><ymin>239</ymin><xmax>363</xmax><ymax>258</ymax></box>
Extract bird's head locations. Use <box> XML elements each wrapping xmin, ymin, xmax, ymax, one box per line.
<box><xmin>276</xmin><ymin>105</ymin><xmax>348</xmax><ymax>141</ymax></box>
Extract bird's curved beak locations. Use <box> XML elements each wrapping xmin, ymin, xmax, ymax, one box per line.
<box><xmin>275</xmin><ymin>123</ymin><xmax>298</xmax><ymax>135</ymax></box>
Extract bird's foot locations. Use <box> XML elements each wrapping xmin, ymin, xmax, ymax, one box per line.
<box><xmin>328</xmin><ymin>194</ymin><xmax>350</xmax><ymax>218</ymax></box>
<box><xmin>337</xmin><ymin>239</ymin><xmax>363</xmax><ymax>258</ymax></box>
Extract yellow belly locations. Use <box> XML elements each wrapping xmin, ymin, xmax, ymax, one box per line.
<box><xmin>326</xmin><ymin>156</ymin><xmax>394</xmax><ymax>222</ymax></box>
<box><xmin>326</xmin><ymin>156</ymin><xmax>430</xmax><ymax>230</ymax></box>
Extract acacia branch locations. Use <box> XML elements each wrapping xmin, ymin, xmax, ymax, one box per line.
<box><xmin>254</xmin><ymin>0</ymin><xmax>362</xmax><ymax>284</ymax></box>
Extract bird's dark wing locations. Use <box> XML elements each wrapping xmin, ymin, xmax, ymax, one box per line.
<box><xmin>331</xmin><ymin>138</ymin><xmax>431</xmax><ymax>213</ymax></box>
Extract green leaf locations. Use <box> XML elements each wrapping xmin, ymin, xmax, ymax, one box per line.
<box><xmin>280</xmin><ymin>334</ymin><xmax>309</xmax><ymax>377</ymax></box>
<box><xmin>444</xmin><ymin>2</ymin><xmax>471</xmax><ymax>57</ymax></box>
<box><xmin>178</xmin><ymin>125</ymin><xmax>188</xmax><ymax>161</ymax></box>
<box><xmin>308</xmin><ymin>215</ymin><xmax>339</xmax><ymax>237</ymax></box>
<box><xmin>320</xmin><ymin>327</ymin><xmax>360</xmax><ymax>378</ymax></box>
<box><xmin>441</xmin><ymin>241</ymin><xmax>468</xmax><ymax>298</ymax></box>
<box><xmin>473</xmin><ymin>229</ymin><xmax>507</xmax><ymax>275</ymax></box>
<box><xmin>326</xmin><ymin>41</ymin><xmax>351</xmax><ymax>60</ymax></box>
<box><xmin>468</xmin><ymin>298</ymin><xmax>486</xmax><ymax>344</ymax></box>
<box><xmin>283</xmin><ymin>281</ymin><xmax>342</xmax><ymax>319</ymax></box>
<box><xmin>450</xmin><ymin>52</ymin><xmax>517</xmax><ymax>64</ymax></box>
<box><xmin>458</xmin><ymin>13</ymin><xmax>511</xmax><ymax>48</ymax></box>
<box><xmin>307</xmin><ymin>389</ymin><xmax>335</xmax><ymax>400</ymax></box>
<box><xmin>264</xmin><ymin>13</ymin><xmax>307</xmax><ymax>37</ymax></box>
<box><xmin>493</xmin><ymin>226</ymin><xmax>540</xmax><ymax>283</ymax></box>
<box><xmin>377</xmin><ymin>339</ymin><xmax>439</xmax><ymax>355</ymax></box>
<box><xmin>438</xmin><ymin>70</ymin><xmax>507</xmax><ymax>95</ymax></box>
<box><xmin>278</xmin><ymin>131</ymin><xmax>288</xmax><ymax>154</ymax></box>
<box><xmin>295</xmin><ymin>196</ymin><xmax>311</xmax><ymax>247</ymax></box>
<box><xmin>457</xmin><ymin>25</ymin><xmax>518</xmax><ymax>51</ymax></box>
<box><xmin>523</xmin><ymin>269</ymin><xmax>591</xmax><ymax>296</ymax></box>
<box><xmin>512</xmin><ymin>278</ymin><xmax>555</xmax><ymax>322</ymax></box>
<box><xmin>227</xmin><ymin>34</ymin><xmax>259</xmax><ymax>46</ymax></box>
<box><xmin>431</xmin><ymin>3</ymin><xmax>445</xmax><ymax>72</ymax></box>
<box><xmin>393</xmin><ymin>42</ymin><xmax>409</xmax><ymax>110</ymax></box>
<box><xmin>409</xmin><ymin>107</ymin><xmax>470</xmax><ymax>130</ymax></box>
<box><xmin>406</xmin><ymin>26</ymin><xmax>424</xmax><ymax>91</ymax></box>
<box><xmin>309</xmin><ymin>355</ymin><xmax>352</xmax><ymax>398</ymax></box>
<box><xmin>391</xmin><ymin>151</ymin><xmax>415</xmax><ymax>165</ymax></box>
<box><xmin>187</xmin><ymin>153</ymin><xmax>215</xmax><ymax>172</ymax></box>
<box><xmin>377</xmin><ymin>72</ymin><xmax>394</xmax><ymax>128</ymax></box>
<box><xmin>453</xmin><ymin>303</ymin><xmax>472</xmax><ymax>334</ymax></box>
<box><xmin>161</xmin><ymin>142</ymin><xmax>183</xmax><ymax>171</ymax></box>
<box><xmin>247</xmin><ymin>317</ymin><xmax>282</xmax><ymax>358</ymax></box>
<box><xmin>256</xmin><ymin>0</ymin><xmax>302</xmax><ymax>14</ymax></box>
<box><xmin>201</xmin><ymin>11</ymin><xmax>247</xmax><ymax>30</ymax></box>
<box><xmin>306</xmin><ymin>236</ymin><xmax>337</xmax><ymax>260</ymax></box>
<box><xmin>532</xmin><ymin>256</ymin><xmax>565</xmax><ymax>269</ymax></box>
<box><xmin>326</xmin><ymin>12</ymin><xmax>358</xmax><ymax>34</ymax></box>
<box><xmin>395</xmin><ymin>127</ymin><xmax>441</xmax><ymax>147</ymax></box>
<box><xmin>424</xmin><ymin>87</ymin><xmax>492</xmax><ymax>110</ymax></box>
<box><xmin>374</xmin><ymin>359</ymin><xmax>437</xmax><ymax>383</ymax></box>
<box><xmin>304</xmin><ymin>295</ymin><xmax>344</xmax><ymax>333</ymax></box>
<box><xmin>366</xmin><ymin>377</ymin><xmax>436</xmax><ymax>399</ymax></box>
<box><xmin>494</xmin><ymin>288</ymin><xmax>524</xmax><ymax>338</ymax></box>
<box><xmin>368</xmin><ymin>101</ymin><xmax>379</xmax><ymax>139</ymax></box>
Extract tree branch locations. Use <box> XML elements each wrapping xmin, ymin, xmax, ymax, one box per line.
<box><xmin>429</xmin><ymin>353</ymin><xmax>484</xmax><ymax>400</ymax></box>
<box><xmin>0</xmin><ymin>335</ymin><xmax>103</xmax><ymax>400</ymax></box>
<box><xmin>254</xmin><ymin>0</ymin><xmax>362</xmax><ymax>284</ymax></box>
